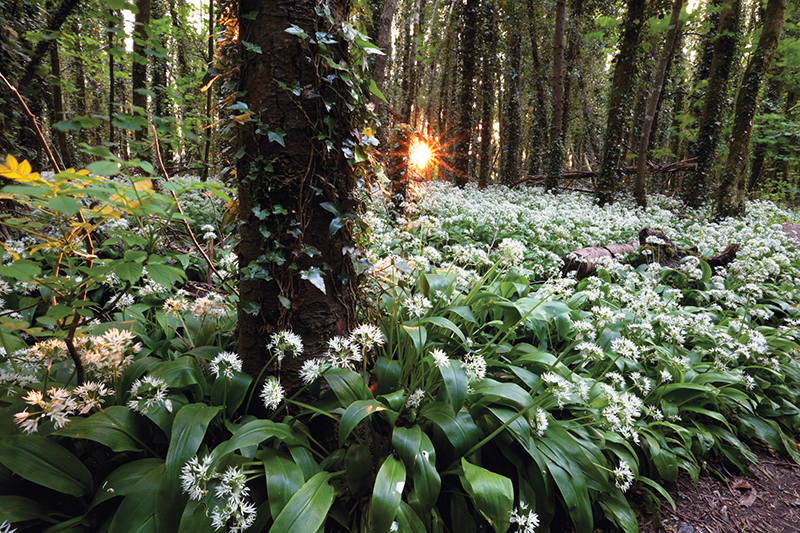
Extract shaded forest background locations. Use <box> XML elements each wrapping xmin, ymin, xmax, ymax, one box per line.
<box><xmin>1</xmin><ymin>0</ymin><xmax>799</xmax><ymax>212</ymax></box>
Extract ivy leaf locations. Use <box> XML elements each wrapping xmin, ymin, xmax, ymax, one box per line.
<box><xmin>268</xmin><ymin>129</ymin><xmax>287</xmax><ymax>146</ymax></box>
<box><xmin>242</xmin><ymin>40</ymin><xmax>262</xmax><ymax>54</ymax></box>
<box><xmin>301</xmin><ymin>268</ymin><xmax>326</xmax><ymax>295</ymax></box>
<box><xmin>241</xmin><ymin>301</ymin><xmax>261</xmax><ymax>315</ymax></box>
<box><xmin>53</xmin><ymin>120</ymin><xmax>80</xmax><ymax>131</ymax></box>
<box><xmin>285</xmin><ymin>24</ymin><xmax>309</xmax><ymax>39</ymax></box>
<box><xmin>368</xmin><ymin>79</ymin><xmax>388</xmax><ymax>104</ymax></box>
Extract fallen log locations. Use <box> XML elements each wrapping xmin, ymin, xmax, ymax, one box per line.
<box><xmin>561</xmin><ymin>227</ymin><xmax>739</xmax><ymax>278</ymax></box>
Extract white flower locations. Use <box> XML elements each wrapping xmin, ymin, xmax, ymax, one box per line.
<box><xmin>300</xmin><ymin>358</ymin><xmax>326</xmax><ymax>385</ymax></box>
<box><xmin>404</xmin><ymin>293</ymin><xmax>432</xmax><ymax>318</ymax></box>
<box><xmin>577</xmin><ymin>341</ymin><xmax>604</xmax><ymax>361</ymax></box>
<box><xmin>210</xmin><ymin>351</ymin><xmax>242</xmax><ymax>379</ymax></box>
<box><xmin>611</xmin><ymin>337</ymin><xmax>639</xmax><ymax>360</ymax></box>
<box><xmin>406</xmin><ymin>389</ymin><xmax>425</xmax><ymax>409</ymax></box>
<box><xmin>613</xmin><ymin>460</ymin><xmax>635</xmax><ymax>493</ymax></box>
<box><xmin>497</xmin><ymin>238</ymin><xmax>527</xmax><ymax>265</ymax></box>
<box><xmin>431</xmin><ymin>348</ymin><xmax>449</xmax><ymax>368</ymax></box>
<box><xmin>268</xmin><ymin>331</ymin><xmax>304</xmax><ymax>361</ymax></box>
<box><xmin>260</xmin><ymin>377</ymin><xmax>284</xmax><ymax>410</ymax></box>
<box><xmin>72</xmin><ymin>381</ymin><xmax>114</xmax><ymax>415</ymax></box>
<box><xmin>127</xmin><ymin>376</ymin><xmax>171</xmax><ymax>414</ymax></box>
<box><xmin>191</xmin><ymin>292</ymin><xmax>229</xmax><ymax>319</ymax></box>
<box><xmin>181</xmin><ymin>455</ymin><xmax>216</xmax><ymax>500</ymax></box>
<box><xmin>0</xmin><ymin>521</ymin><xmax>16</xmax><ymax>533</ymax></box>
<box><xmin>530</xmin><ymin>408</ymin><xmax>548</xmax><ymax>437</ymax></box>
<box><xmin>326</xmin><ymin>336</ymin><xmax>362</xmax><ymax>370</ymax></box>
<box><xmin>461</xmin><ymin>353</ymin><xmax>486</xmax><ymax>382</ymax></box>
<box><xmin>509</xmin><ymin>502</ymin><xmax>539</xmax><ymax>533</ymax></box>
<box><xmin>350</xmin><ymin>324</ymin><xmax>386</xmax><ymax>352</ymax></box>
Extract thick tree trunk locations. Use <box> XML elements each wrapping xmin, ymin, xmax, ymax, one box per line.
<box><xmin>595</xmin><ymin>0</ymin><xmax>648</xmax><ymax>206</ymax></box>
<box><xmin>499</xmin><ymin>25</ymin><xmax>522</xmax><ymax>185</ymax></box>
<box><xmin>131</xmin><ymin>0</ymin><xmax>151</xmax><ymax>149</ymax></box>
<box><xmin>108</xmin><ymin>10</ymin><xmax>116</xmax><ymax>147</ymax></box>
<box><xmin>399</xmin><ymin>0</ymin><xmax>423</xmax><ymax>124</ymax></box>
<box><xmin>151</xmin><ymin>0</ymin><xmax>172</xmax><ymax>170</ymax></box>
<box><xmin>524</xmin><ymin>0</ymin><xmax>550</xmax><ymax>177</ymax></box>
<box><xmin>237</xmin><ymin>0</ymin><xmax>357</xmax><ymax>390</ymax></box>
<box><xmin>453</xmin><ymin>0</ymin><xmax>478</xmax><ymax>184</ymax></box>
<box><xmin>545</xmin><ymin>0</ymin><xmax>566</xmax><ymax>192</ymax></box>
<box><xmin>370</xmin><ymin>0</ymin><xmax>398</xmax><ymax>105</ymax></box>
<box><xmin>634</xmin><ymin>0</ymin><xmax>684</xmax><ymax>207</ymax></box>
<box><xmin>682</xmin><ymin>0</ymin><xmax>740</xmax><ymax>208</ymax></box>
<box><xmin>716</xmin><ymin>0</ymin><xmax>788</xmax><ymax>218</ymax></box>
<box><xmin>19</xmin><ymin>0</ymin><xmax>82</xmax><ymax>89</ymax></box>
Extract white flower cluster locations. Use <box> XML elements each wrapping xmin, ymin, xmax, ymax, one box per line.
<box><xmin>180</xmin><ymin>457</ymin><xmax>256</xmax><ymax>532</ymax></box>
<box><xmin>14</xmin><ymin>382</ymin><xmax>113</xmax><ymax>434</ymax></box>
<box><xmin>509</xmin><ymin>502</ymin><xmax>539</xmax><ymax>533</ymax></box>
<box><xmin>127</xmin><ymin>376</ymin><xmax>172</xmax><ymax>414</ymax></box>
<box><xmin>267</xmin><ymin>330</ymin><xmax>304</xmax><ymax>362</ymax></box>
<box><xmin>210</xmin><ymin>352</ymin><xmax>242</xmax><ymax>379</ymax></box>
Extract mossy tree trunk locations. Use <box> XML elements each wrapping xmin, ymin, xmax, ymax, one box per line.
<box><xmin>544</xmin><ymin>0</ymin><xmax>566</xmax><ymax>192</ymax></box>
<box><xmin>682</xmin><ymin>0</ymin><xmax>740</xmax><ymax>208</ymax></box>
<box><xmin>453</xmin><ymin>0</ymin><xmax>478</xmax><ymax>185</ymax></box>
<box><xmin>499</xmin><ymin>10</ymin><xmax>522</xmax><ymax>185</ymax></box>
<box><xmin>524</xmin><ymin>0</ymin><xmax>550</xmax><ymax>177</ymax></box>
<box><xmin>715</xmin><ymin>0</ymin><xmax>788</xmax><ymax>218</ymax></box>
<box><xmin>131</xmin><ymin>0</ymin><xmax>151</xmax><ymax>152</ymax></box>
<box><xmin>237</xmin><ymin>0</ymin><xmax>358</xmax><ymax>391</ymax></box>
<box><xmin>595</xmin><ymin>0</ymin><xmax>648</xmax><ymax>206</ymax></box>
<box><xmin>477</xmin><ymin>0</ymin><xmax>496</xmax><ymax>189</ymax></box>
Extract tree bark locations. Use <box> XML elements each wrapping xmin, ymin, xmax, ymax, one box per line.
<box><xmin>634</xmin><ymin>0</ymin><xmax>684</xmax><ymax>207</ymax></box>
<box><xmin>595</xmin><ymin>0</ymin><xmax>648</xmax><ymax>206</ymax></box>
<box><xmin>49</xmin><ymin>37</ymin><xmax>71</xmax><ymax>169</ymax></box>
<box><xmin>545</xmin><ymin>0</ymin><xmax>566</xmax><ymax>192</ymax></box>
<box><xmin>108</xmin><ymin>10</ymin><xmax>117</xmax><ymax>147</ymax></box>
<box><xmin>453</xmin><ymin>0</ymin><xmax>478</xmax><ymax>185</ymax></box>
<box><xmin>477</xmin><ymin>0</ymin><xmax>496</xmax><ymax>189</ymax></box>
<box><xmin>370</xmin><ymin>0</ymin><xmax>398</xmax><ymax>106</ymax></box>
<box><xmin>200</xmin><ymin>0</ymin><xmax>213</xmax><ymax>180</ymax></box>
<box><xmin>237</xmin><ymin>0</ymin><xmax>358</xmax><ymax>389</ymax></box>
<box><xmin>19</xmin><ymin>0</ymin><xmax>82</xmax><ymax>89</ymax></box>
<box><xmin>499</xmin><ymin>20</ymin><xmax>522</xmax><ymax>185</ymax></box>
<box><xmin>716</xmin><ymin>0</ymin><xmax>788</xmax><ymax>218</ymax></box>
<box><xmin>131</xmin><ymin>0</ymin><xmax>151</xmax><ymax>149</ymax></box>
<box><xmin>524</xmin><ymin>0</ymin><xmax>550</xmax><ymax>177</ymax></box>
<box><xmin>682</xmin><ymin>0</ymin><xmax>740</xmax><ymax>208</ymax></box>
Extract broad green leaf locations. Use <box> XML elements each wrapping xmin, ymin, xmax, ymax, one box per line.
<box><xmin>107</xmin><ymin>463</ymin><xmax>165</xmax><ymax>533</ymax></box>
<box><xmin>370</xmin><ymin>455</ymin><xmax>406</xmax><ymax>533</ymax></box>
<box><xmin>90</xmin><ymin>459</ymin><xmax>165</xmax><ymax>509</ymax></box>
<box><xmin>87</xmin><ymin>160</ymin><xmax>121</xmax><ymax>176</ymax></box>
<box><xmin>345</xmin><ymin>443</ymin><xmax>373</xmax><ymax>496</ymax></box>
<box><xmin>368</xmin><ymin>79</ymin><xmax>388</xmax><ymax>104</ymax></box>
<box><xmin>324</xmin><ymin>368</ymin><xmax>370</xmax><ymax>406</ymax></box>
<box><xmin>214</xmin><ymin>420</ymin><xmax>300</xmax><ymax>460</ymax></box>
<box><xmin>392</xmin><ymin>426</ymin><xmax>440</xmax><ymax>514</ymax></box>
<box><xmin>419</xmin><ymin>316</ymin><xmax>467</xmax><ymax>344</ymax></box>
<box><xmin>372</xmin><ymin>357</ymin><xmax>401</xmax><ymax>396</ymax></box>
<box><xmin>402</xmin><ymin>325</ymin><xmax>427</xmax><ymax>354</ymax></box>
<box><xmin>597</xmin><ymin>491</ymin><xmax>638</xmax><ymax>533</ymax></box>
<box><xmin>261</xmin><ymin>449</ymin><xmax>305</xmax><ymax>518</ymax></box>
<box><xmin>0</xmin><ymin>495</ymin><xmax>54</xmax><ymax>524</ymax></box>
<box><xmin>460</xmin><ymin>458</ymin><xmax>513</xmax><ymax>533</ymax></box>
<box><xmin>55</xmin><ymin>405</ymin><xmax>148</xmax><ymax>452</ymax></box>
<box><xmin>0</xmin><ymin>259</ymin><xmax>42</xmax><ymax>281</ymax></box>
<box><xmin>538</xmin><ymin>443</ymin><xmax>593</xmax><ymax>532</ymax></box>
<box><xmin>113</xmin><ymin>260</ymin><xmax>144</xmax><ymax>283</ymax></box>
<box><xmin>0</xmin><ymin>435</ymin><xmax>93</xmax><ymax>496</ymax></box>
<box><xmin>300</xmin><ymin>268</ymin><xmax>326</xmax><ymax>295</ymax></box>
<box><xmin>339</xmin><ymin>399</ymin><xmax>386</xmax><ymax>446</ymax></box>
<box><xmin>149</xmin><ymin>356</ymin><xmax>204</xmax><ymax>390</ymax></box>
<box><xmin>165</xmin><ymin>404</ymin><xmax>221</xmax><ymax>491</ymax></box>
<box><xmin>46</xmin><ymin>196</ymin><xmax>82</xmax><ymax>215</ymax></box>
<box><xmin>211</xmin><ymin>371</ymin><xmax>253</xmax><ymax>417</ymax></box>
<box><xmin>268</xmin><ymin>472</ymin><xmax>334</xmax><ymax>533</ymax></box>
<box><xmin>419</xmin><ymin>403</ymin><xmax>482</xmax><ymax>456</ymax></box>
<box><xmin>145</xmin><ymin>263</ymin><xmax>187</xmax><ymax>288</ymax></box>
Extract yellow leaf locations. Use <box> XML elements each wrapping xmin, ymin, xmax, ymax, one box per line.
<box><xmin>134</xmin><ymin>179</ymin><xmax>153</xmax><ymax>191</ymax></box>
<box><xmin>18</xmin><ymin>159</ymin><xmax>31</xmax><ymax>176</ymax></box>
<box><xmin>3</xmin><ymin>155</ymin><xmax>19</xmax><ymax>172</ymax></box>
<box><xmin>234</xmin><ymin>112</ymin><xmax>253</xmax><ymax>124</ymax></box>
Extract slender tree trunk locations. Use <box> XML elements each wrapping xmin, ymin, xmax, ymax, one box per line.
<box><xmin>108</xmin><ymin>10</ymin><xmax>116</xmax><ymax>147</ymax></box>
<box><xmin>453</xmin><ymin>0</ymin><xmax>478</xmax><ymax>184</ymax></box>
<box><xmin>399</xmin><ymin>0</ymin><xmax>422</xmax><ymax>124</ymax></box>
<box><xmin>545</xmin><ymin>0</ymin><xmax>566</xmax><ymax>192</ymax></box>
<box><xmin>634</xmin><ymin>0</ymin><xmax>684</xmax><ymax>206</ymax></box>
<box><xmin>72</xmin><ymin>21</ymin><xmax>88</xmax><ymax>164</ymax></box>
<box><xmin>477</xmin><ymin>0</ymin><xmax>496</xmax><ymax>189</ymax></box>
<box><xmin>682</xmin><ymin>0</ymin><xmax>740</xmax><ymax>208</ymax></box>
<box><xmin>151</xmin><ymin>0</ymin><xmax>172</xmax><ymax>170</ymax></box>
<box><xmin>525</xmin><ymin>0</ymin><xmax>550</xmax><ymax>176</ymax></box>
<box><xmin>716</xmin><ymin>0</ymin><xmax>788</xmax><ymax>218</ymax></box>
<box><xmin>370</xmin><ymin>0</ymin><xmax>398</xmax><ymax>105</ymax></box>
<box><xmin>49</xmin><ymin>37</ymin><xmax>71</xmax><ymax>169</ymax></box>
<box><xmin>237</xmin><ymin>0</ymin><xmax>358</xmax><ymax>387</ymax></box>
<box><xmin>200</xmin><ymin>0</ymin><xmax>213</xmax><ymax>180</ymax></box>
<box><xmin>596</xmin><ymin>0</ymin><xmax>648</xmax><ymax>206</ymax></box>
<box><xmin>131</xmin><ymin>0</ymin><xmax>151</xmax><ymax>151</ymax></box>
<box><xmin>19</xmin><ymin>0</ymin><xmax>82</xmax><ymax>89</ymax></box>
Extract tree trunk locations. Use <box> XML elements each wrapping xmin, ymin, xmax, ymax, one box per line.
<box><xmin>545</xmin><ymin>0</ymin><xmax>566</xmax><ymax>192</ymax></box>
<box><xmin>477</xmin><ymin>0</ymin><xmax>496</xmax><ymax>189</ymax></box>
<box><xmin>49</xmin><ymin>37</ymin><xmax>71</xmax><ymax>169</ymax></box>
<box><xmin>200</xmin><ymin>0</ymin><xmax>213</xmax><ymax>180</ymax></box>
<box><xmin>72</xmin><ymin>21</ymin><xmax>88</xmax><ymax>164</ymax></box>
<box><xmin>131</xmin><ymin>0</ymin><xmax>151</xmax><ymax>151</ymax></box>
<box><xmin>108</xmin><ymin>10</ymin><xmax>117</xmax><ymax>147</ymax></box>
<box><xmin>499</xmin><ymin>23</ymin><xmax>522</xmax><ymax>185</ymax></box>
<box><xmin>19</xmin><ymin>0</ymin><xmax>82</xmax><ymax>89</ymax></box>
<box><xmin>715</xmin><ymin>0</ymin><xmax>788</xmax><ymax>218</ymax></box>
<box><xmin>370</xmin><ymin>0</ymin><xmax>398</xmax><ymax>105</ymax></box>
<box><xmin>682</xmin><ymin>0</ymin><xmax>740</xmax><ymax>208</ymax></box>
<box><xmin>596</xmin><ymin>0</ymin><xmax>648</xmax><ymax>206</ymax></box>
<box><xmin>453</xmin><ymin>0</ymin><xmax>478</xmax><ymax>184</ymax></box>
<box><xmin>524</xmin><ymin>0</ymin><xmax>550</xmax><ymax>177</ymax></box>
<box><xmin>151</xmin><ymin>0</ymin><xmax>172</xmax><ymax>170</ymax></box>
<box><xmin>399</xmin><ymin>0</ymin><xmax>422</xmax><ymax>124</ymax></box>
<box><xmin>634</xmin><ymin>0</ymin><xmax>684</xmax><ymax>207</ymax></box>
<box><xmin>237</xmin><ymin>0</ymin><xmax>358</xmax><ymax>390</ymax></box>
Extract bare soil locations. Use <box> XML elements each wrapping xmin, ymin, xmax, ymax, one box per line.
<box><xmin>635</xmin><ymin>447</ymin><xmax>800</xmax><ymax>533</ymax></box>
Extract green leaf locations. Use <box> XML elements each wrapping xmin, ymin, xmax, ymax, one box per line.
<box><xmin>392</xmin><ymin>426</ymin><xmax>440</xmax><ymax>514</ymax></box>
<box><xmin>300</xmin><ymin>268</ymin><xmax>326</xmax><ymax>295</ymax></box>
<box><xmin>113</xmin><ymin>260</ymin><xmax>144</xmax><ymax>283</ymax></box>
<box><xmin>285</xmin><ymin>24</ymin><xmax>309</xmax><ymax>39</ymax></box>
<box><xmin>0</xmin><ymin>259</ymin><xmax>42</xmax><ymax>281</ymax></box>
<box><xmin>269</xmin><ymin>472</ymin><xmax>334</xmax><ymax>533</ymax></box>
<box><xmin>439</xmin><ymin>359</ymin><xmax>468</xmax><ymax>412</ymax></box>
<box><xmin>87</xmin><ymin>160</ymin><xmax>121</xmax><ymax>176</ymax></box>
<box><xmin>461</xmin><ymin>458</ymin><xmax>513</xmax><ymax>533</ymax></box>
<box><xmin>368</xmin><ymin>79</ymin><xmax>388</xmax><ymax>104</ymax></box>
<box><xmin>55</xmin><ymin>405</ymin><xmax>148</xmax><ymax>452</ymax></box>
<box><xmin>90</xmin><ymin>459</ymin><xmax>165</xmax><ymax>509</ymax></box>
<box><xmin>0</xmin><ymin>495</ymin><xmax>53</xmax><ymax>524</ymax></box>
<box><xmin>0</xmin><ymin>435</ymin><xmax>93</xmax><ymax>496</ymax></box>
<box><xmin>261</xmin><ymin>449</ymin><xmax>305</xmax><ymax>519</ymax></box>
<box><xmin>402</xmin><ymin>325</ymin><xmax>427</xmax><ymax>354</ymax></box>
<box><xmin>324</xmin><ymin>368</ymin><xmax>370</xmax><ymax>406</ymax></box>
<box><xmin>165</xmin><ymin>404</ymin><xmax>222</xmax><ymax>493</ymax></box>
<box><xmin>241</xmin><ymin>40</ymin><xmax>263</xmax><ymax>54</ymax></box>
<box><xmin>46</xmin><ymin>196</ymin><xmax>82</xmax><ymax>216</ymax></box>
<box><xmin>145</xmin><ymin>263</ymin><xmax>187</xmax><ymax>288</ymax></box>
<box><xmin>339</xmin><ymin>399</ymin><xmax>386</xmax><ymax>446</ymax></box>
<box><xmin>213</xmin><ymin>420</ymin><xmax>300</xmax><ymax>460</ymax></box>
<box><xmin>268</xmin><ymin>129</ymin><xmax>287</xmax><ymax>146</ymax></box>
<box><xmin>107</xmin><ymin>463</ymin><xmax>165</xmax><ymax>533</ymax></box>
<box><xmin>419</xmin><ymin>403</ymin><xmax>482</xmax><ymax>456</ymax></box>
<box><xmin>345</xmin><ymin>443</ymin><xmax>373</xmax><ymax>496</ymax></box>
<box><xmin>53</xmin><ymin>120</ymin><xmax>80</xmax><ymax>131</ymax></box>
<box><xmin>211</xmin><ymin>371</ymin><xmax>252</xmax><ymax>417</ymax></box>
<box><xmin>419</xmin><ymin>316</ymin><xmax>467</xmax><ymax>344</ymax></box>
<box><xmin>370</xmin><ymin>456</ymin><xmax>406</xmax><ymax>533</ymax></box>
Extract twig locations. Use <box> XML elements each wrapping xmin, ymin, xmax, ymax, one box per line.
<box><xmin>150</xmin><ymin>125</ymin><xmax>238</xmax><ymax>297</ymax></box>
<box><xmin>0</xmin><ymin>71</ymin><xmax>61</xmax><ymax>172</ymax></box>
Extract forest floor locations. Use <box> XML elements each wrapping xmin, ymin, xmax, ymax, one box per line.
<box><xmin>635</xmin><ymin>446</ymin><xmax>800</xmax><ymax>533</ymax></box>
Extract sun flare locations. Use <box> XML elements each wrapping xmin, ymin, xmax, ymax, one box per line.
<box><xmin>409</xmin><ymin>139</ymin><xmax>433</xmax><ymax>171</ymax></box>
